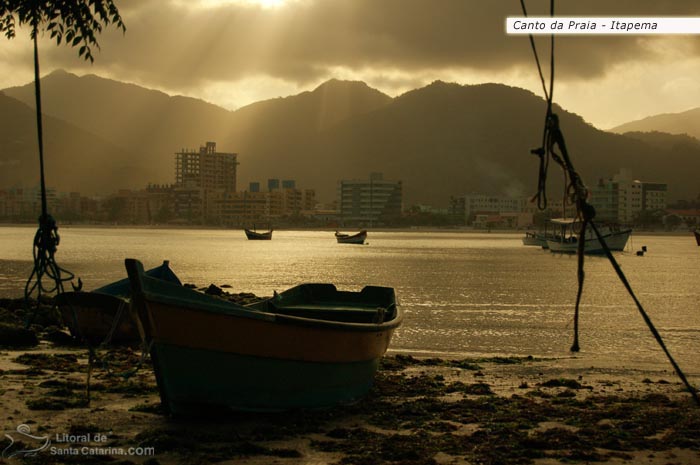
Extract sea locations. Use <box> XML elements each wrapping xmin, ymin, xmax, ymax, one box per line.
<box><xmin>1</xmin><ymin>226</ymin><xmax>698</xmax><ymax>377</ymax></box>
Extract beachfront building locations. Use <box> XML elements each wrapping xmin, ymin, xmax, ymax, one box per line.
<box><xmin>0</xmin><ymin>186</ymin><xmax>59</xmax><ymax>221</ymax></box>
<box><xmin>589</xmin><ymin>170</ymin><xmax>667</xmax><ymax>224</ymax></box>
<box><xmin>213</xmin><ymin>185</ymin><xmax>316</xmax><ymax>226</ymax></box>
<box><xmin>449</xmin><ymin>193</ymin><xmax>524</xmax><ymax>225</ymax></box>
<box><xmin>338</xmin><ymin>173</ymin><xmax>403</xmax><ymax>226</ymax></box>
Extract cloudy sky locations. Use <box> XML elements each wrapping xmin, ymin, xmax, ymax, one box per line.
<box><xmin>1</xmin><ymin>0</ymin><xmax>700</xmax><ymax>129</ymax></box>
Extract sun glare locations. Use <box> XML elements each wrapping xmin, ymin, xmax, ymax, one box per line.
<box><xmin>196</xmin><ymin>0</ymin><xmax>289</xmax><ymax>9</ymax></box>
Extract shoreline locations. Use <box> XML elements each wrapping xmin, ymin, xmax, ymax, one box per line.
<box><xmin>1</xmin><ymin>343</ymin><xmax>699</xmax><ymax>465</ymax></box>
<box><xmin>0</xmin><ymin>222</ymin><xmax>695</xmax><ymax>235</ymax></box>
<box><xmin>1</xmin><ymin>295</ymin><xmax>699</xmax><ymax>464</ymax></box>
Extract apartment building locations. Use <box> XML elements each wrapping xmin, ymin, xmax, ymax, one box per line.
<box><xmin>338</xmin><ymin>173</ymin><xmax>403</xmax><ymax>225</ymax></box>
<box><xmin>589</xmin><ymin>170</ymin><xmax>667</xmax><ymax>223</ymax></box>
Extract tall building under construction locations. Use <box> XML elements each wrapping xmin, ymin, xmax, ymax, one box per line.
<box><xmin>174</xmin><ymin>142</ymin><xmax>238</xmax><ymax>221</ymax></box>
<box><xmin>175</xmin><ymin>141</ymin><xmax>238</xmax><ymax>191</ymax></box>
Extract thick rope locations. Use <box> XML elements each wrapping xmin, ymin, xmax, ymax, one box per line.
<box><xmin>520</xmin><ymin>0</ymin><xmax>699</xmax><ymax>404</ymax></box>
<box><xmin>24</xmin><ymin>31</ymin><xmax>76</xmax><ymax>322</ymax></box>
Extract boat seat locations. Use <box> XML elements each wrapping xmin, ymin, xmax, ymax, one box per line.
<box><xmin>272</xmin><ymin>303</ymin><xmax>392</xmax><ymax>323</ymax></box>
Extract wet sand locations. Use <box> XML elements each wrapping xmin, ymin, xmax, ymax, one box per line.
<box><xmin>1</xmin><ymin>299</ymin><xmax>699</xmax><ymax>465</ymax></box>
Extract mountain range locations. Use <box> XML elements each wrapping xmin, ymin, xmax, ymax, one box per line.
<box><xmin>2</xmin><ymin>70</ymin><xmax>699</xmax><ymax>205</ymax></box>
<box><xmin>610</xmin><ymin>108</ymin><xmax>700</xmax><ymax>140</ymax></box>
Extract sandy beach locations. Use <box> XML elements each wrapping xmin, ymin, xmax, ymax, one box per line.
<box><xmin>1</xmin><ymin>303</ymin><xmax>699</xmax><ymax>465</ymax></box>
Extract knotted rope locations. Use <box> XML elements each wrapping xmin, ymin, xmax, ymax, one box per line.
<box><xmin>23</xmin><ymin>31</ymin><xmax>77</xmax><ymax>325</ymax></box>
<box><xmin>519</xmin><ymin>0</ymin><xmax>698</xmax><ymax>405</ymax></box>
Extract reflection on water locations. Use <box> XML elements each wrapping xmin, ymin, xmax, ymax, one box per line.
<box><xmin>1</xmin><ymin>226</ymin><xmax>698</xmax><ymax>373</ymax></box>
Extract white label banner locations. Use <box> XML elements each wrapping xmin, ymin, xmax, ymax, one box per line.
<box><xmin>506</xmin><ymin>17</ymin><xmax>700</xmax><ymax>35</ymax></box>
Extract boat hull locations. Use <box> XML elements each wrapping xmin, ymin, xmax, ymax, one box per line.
<box><xmin>152</xmin><ymin>343</ymin><xmax>380</xmax><ymax>414</ymax></box>
<box><xmin>547</xmin><ymin>229</ymin><xmax>632</xmax><ymax>254</ymax></box>
<box><xmin>522</xmin><ymin>233</ymin><xmax>548</xmax><ymax>248</ymax></box>
<box><xmin>56</xmin><ymin>261</ymin><xmax>181</xmax><ymax>344</ymax></box>
<box><xmin>244</xmin><ymin>229</ymin><xmax>272</xmax><ymax>240</ymax></box>
<box><xmin>56</xmin><ymin>292</ymin><xmax>137</xmax><ymax>344</ymax></box>
<box><xmin>335</xmin><ymin>230</ymin><xmax>367</xmax><ymax>244</ymax></box>
<box><xmin>125</xmin><ymin>259</ymin><xmax>401</xmax><ymax>414</ymax></box>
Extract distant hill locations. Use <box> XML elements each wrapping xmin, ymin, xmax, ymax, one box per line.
<box><xmin>4</xmin><ymin>71</ymin><xmax>393</xmax><ymax>193</ymax></box>
<box><xmin>3</xmin><ymin>70</ymin><xmax>234</xmax><ymax>187</ymax></box>
<box><xmin>3</xmin><ymin>72</ymin><xmax>700</xmax><ymax>204</ymax></box>
<box><xmin>0</xmin><ymin>92</ymin><xmax>151</xmax><ymax>193</ymax></box>
<box><xmin>304</xmin><ymin>81</ymin><xmax>700</xmax><ymax>204</ymax></box>
<box><xmin>218</xmin><ymin>78</ymin><xmax>393</xmax><ymax>188</ymax></box>
<box><xmin>610</xmin><ymin>108</ymin><xmax>700</xmax><ymax>140</ymax></box>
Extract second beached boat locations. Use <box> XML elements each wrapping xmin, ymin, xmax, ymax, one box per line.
<box><xmin>55</xmin><ymin>261</ymin><xmax>182</xmax><ymax>344</ymax></box>
<box><xmin>125</xmin><ymin>258</ymin><xmax>402</xmax><ymax>414</ymax></box>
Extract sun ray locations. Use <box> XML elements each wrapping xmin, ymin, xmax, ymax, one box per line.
<box><xmin>195</xmin><ymin>0</ymin><xmax>289</xmax><ymax>9</ymax></box>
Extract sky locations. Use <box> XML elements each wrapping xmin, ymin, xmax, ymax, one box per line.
<box><xmin>2</xmin><ymin>0</ymin><xmax>700</xmax><ymax>129</ymax></box>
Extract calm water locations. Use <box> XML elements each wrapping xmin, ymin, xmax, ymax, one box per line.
<box><xmin>1</xmin><ymin>226</ymin><xmax>698</xmax><ymax>376</ymax></box>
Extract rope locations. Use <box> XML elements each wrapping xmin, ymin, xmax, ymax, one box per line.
<box><xmin>23</xmin><ymin>30</ymin><xmax>77</xmax><ymax>326</ymax></box>
<box><xmin>520</xmin><ymin>0</ymin><xmax>699</xmax><ymax>405</ymax></box>
<box><xmin>101</xmin><ymin>300</ymin><xmax>127</xmax><ymax>347</ymax></box>
<box><xmin>588</xmin><ymin>221</ymin><xmax>700</xmax><ymax>405</ymax></box>
<box><xmin>62</xmin><ymin>296</ymin><xmax>150</xmax><ymax>405</ymax></box>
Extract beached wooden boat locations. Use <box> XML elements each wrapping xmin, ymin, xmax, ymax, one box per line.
<box><xmin>125</xmin><ymin>258</ymin><xmax>402</xmax><ymax>414</ymax></box>
<box><xmin>546</xmin><ymin>218</ymin><xmax>632</xmax><ymax>254</ymax></box>
<box><xmin>335</xmin><ymin>230</ymin><xmax>367</xmax><ymax>244</ymax></box>
<box><xmin>56</xmin><ymin>261</ymin><xmax>181</xmax><ymax>344</ymax></box>
<box><xmin>244</xmin><ymin>228</ymin><xmax>273</xmax><ymax>240</ymax></box>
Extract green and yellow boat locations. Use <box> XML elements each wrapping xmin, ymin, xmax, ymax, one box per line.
<box><xmin>125</xmin><ymin>258</ymin><xmax>402</xmax><ymax>415</ymax></box>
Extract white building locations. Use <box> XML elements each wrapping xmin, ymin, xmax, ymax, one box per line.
<box><xmin>450</xmin><ymin>193</ymin><xmax>522</xmax><ymax>224</ymax></box>
<box><xmin>589</xmin><ymin>170</ymin><xmax>667</xmax><ymax>224</ymax></box>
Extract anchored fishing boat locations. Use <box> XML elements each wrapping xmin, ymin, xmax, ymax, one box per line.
<box><xmin>546</xmin><ymin>218</ymin><xmax>632</xmax><ymax>254</ymax></box>
<box><xmin>335</xmin><ymin>230</ymin><xmax>367</xmax><ymax>244</ymax></box>
<box><xmin>55</xmin><ymin>261</ymin><xmax>181</xmax><ymax>344</ymax></box>
<box><xmin>125</xmin><ymin>258</ymin><xmax>402</xmax><ymax>414</ymax></box>
<box><xmin>522</xmin><ymin>231</ymin><xmax>545</xmax><ymax>247</ymax></box>
<box><xmin>522</xmin><ymin>222</ymin><xmax>555</xmax><ymax>248</ymax></box>
<box><xmin>522</xmin><ymin>231</ymin><xmax>555</xmax><ymax>249</ymax></box>
<box><xmin>244</xmin><ymin>226</ymin><xmax>273</xmax><ymax>240</ymax></box>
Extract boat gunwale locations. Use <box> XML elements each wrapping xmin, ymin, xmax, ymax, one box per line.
<box><xmin>140</xmin><ymin>282</ymin><xmax>403</xmax><ymax>333</ymax></box>
<box><xmin>546</xmin><ymin>228</ymin><xmax>632</xmax><ymax>254</ymax></box>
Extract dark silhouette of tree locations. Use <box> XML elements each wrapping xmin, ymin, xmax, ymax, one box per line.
<box><xmin>0</xmin><ymin>1</ymin><xmax>125</xmax><ymax>62</ymax></box>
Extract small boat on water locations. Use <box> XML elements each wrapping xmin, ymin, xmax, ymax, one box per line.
<box><xmin>125</xmin><ymin>258</ymin><xmax>402</xmax><ymax>414</ymax></box>
<box><xmin>55</xmin><ymin>261</ymin><xmax>181</xmax><ymax>344</ymax></box>
<box><xmin>244</xmin><ymin>227</ymin><xmax>273</xmax><ymax>240</ymax></box>
<box><xmin>522</xmin><ymin>231</ymin><xmax>552</xmax><ymax>248</ymax></box>
<box><xmin>546</xmin><ymin>218</ymin><xmax>632</xmax><ymax>254</ymax></box>
<box><xmin>522</xmin><ymin>223</ymin><xmax>555</xmax><ymax>249</ymax></box>
<box><xmin>335</xmin><ymin>230</ymin><xmax>367</xmax><ymax>244</ymax></box>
